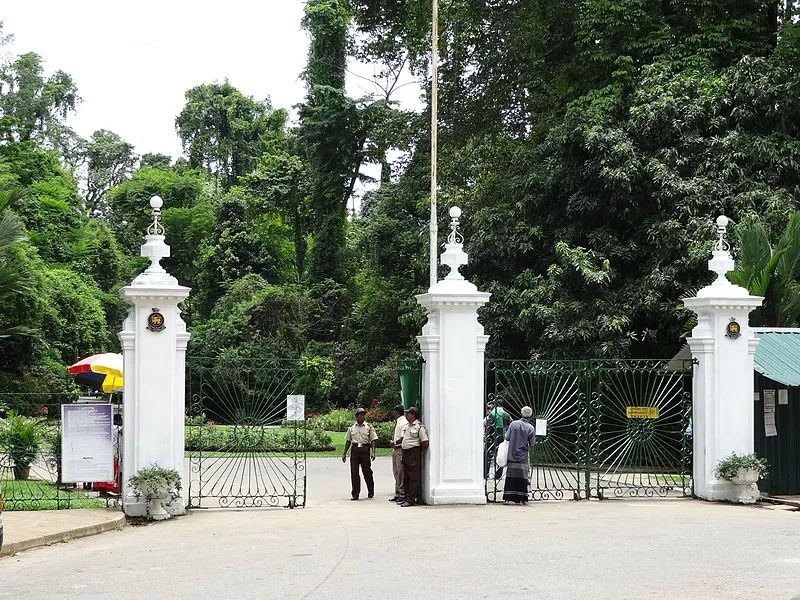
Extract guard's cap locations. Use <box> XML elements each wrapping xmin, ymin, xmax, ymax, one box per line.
<box><xmin>355</xmin><ymin>407</ymin><xmax>367</xmax><ymax>415</ymax></box>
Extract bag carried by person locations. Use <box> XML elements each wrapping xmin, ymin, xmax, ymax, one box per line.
<box><xmin>495</xmin><ymin>440</ymin><xmax>509</xmax><ymax>468</ymax></box>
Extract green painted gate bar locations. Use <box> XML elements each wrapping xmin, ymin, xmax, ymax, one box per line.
<box><xmin>186</xmin><ymin>357</ymin><xmax>308</xmax><ymax>509</ymax></box>
<box><xmin>485</xmin><ymin>358</ymin><xmax>693</xmax><ymax>501</ymax></box>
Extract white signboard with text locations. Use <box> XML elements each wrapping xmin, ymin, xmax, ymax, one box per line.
<box><xmin>763</xmin><ymin>391</ymin><xmax>778</xmax><ymax>437</ymax></box>
<box><xmin>61</xmin><ymin>404</ymin><xmax>114</xmax><ymax>482</ymax></box>
<box><xmin>286</xmin><ymin>394</ymin><xmax>306</xmax><ymax>421</ymax></box>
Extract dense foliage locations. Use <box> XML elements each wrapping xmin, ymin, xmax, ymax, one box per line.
<box><xmin>2</xmin><ymin>4</ymin><xmax>799</xmax><ymax>410</ymax></box>
<box><xmin>351</xmin><ymin>0</ymin><xmax>800</xmax><ymax>358</ymax></box>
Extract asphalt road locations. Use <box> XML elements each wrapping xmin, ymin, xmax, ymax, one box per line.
<box><xmin>1</xmin><ymin>457</ymin><xmax>799</xmax><ymax>600</ymax></box>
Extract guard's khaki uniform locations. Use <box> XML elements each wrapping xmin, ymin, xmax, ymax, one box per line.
<box><xmin>391</xmin><ymin>415</ymin><xmax>408</xmax><ymax>499</ymax></box>
<box><xmin>345</xmin><ymin>421</ymin><xmax>377</xmax><ymax>499</ymax></box>
<box><xmin>400</xmin><ymin>420</ymin><xmax>428</xmax><ymax>505</ymax></box>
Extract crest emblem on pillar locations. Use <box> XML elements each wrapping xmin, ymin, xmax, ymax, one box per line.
<box><xmin>725</xmin><ymin>318</ymin><xmax>741</xmax><ymax>339</ymax></box>
<box><xmin>147</xmin><ymin>308</ymin><xmax>166</xmax><ymax>332</ymax></box>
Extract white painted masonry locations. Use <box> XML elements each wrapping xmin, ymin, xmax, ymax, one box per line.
<box><xmin>684</xmin><ymin>216</ymin><xmax>763</xmax><ymax>503</ymax></box>
<box><xmin>119</xmin><ymin>197</ymin><xmax>191</xmax><ymax>517</ymax></box>
<box><xmin>416</xmin><ymin>207</ymin><xmax>490</xmax><ymax>505</ymax></box>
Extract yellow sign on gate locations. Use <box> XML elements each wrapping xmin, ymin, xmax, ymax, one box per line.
<box><xmin>626</xmin><ymin>406</ymin><xmax>659</xmax><ymax>419</ymax></box>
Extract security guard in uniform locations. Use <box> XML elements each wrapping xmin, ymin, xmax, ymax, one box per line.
<box><xmin>342</xmin><ymin>407</ymin><xmax>378</xmax><ymax>500</ymax></box>
<box><xmin>399</xmin><ymin>406</ymin><xmax>428</xmax><ymax>507</ymax></box>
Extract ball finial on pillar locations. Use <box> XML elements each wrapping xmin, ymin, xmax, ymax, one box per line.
<box><xmin>447</xmin><ymin>205</ymin><xmax>464</xmax><ymax>245</ymax></box>
<box><xmin>715</xmin><ymin>215</ymin><xmax>729</xmax><ymax>252</ymax></box>
<box><xmin>148</xmin><ymin>196</ymin><xmax>165</xmax><ymax>236</ymax></box>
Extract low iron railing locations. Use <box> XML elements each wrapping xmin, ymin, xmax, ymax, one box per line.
<box><xmin>0</xmin><ymin>393</ymin><xmax>122</xmax><ymax>510</ymax></box>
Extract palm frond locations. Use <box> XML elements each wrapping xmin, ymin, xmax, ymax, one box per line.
<box><xmin>0</xmin><ymin>257</ymin><xmax>36</xmax><ymax>301</ymax></box>
<box><xmin>776</xmin><ymin>212</ymin><xmax>800</xmax><ymax>283</ymax></box>
<box><xmin>0</xmin><ymin>210</ymin><xmax>28</xmax><ymax>255</ymax></box>
<box><xmin>0</xmin><ymin>186</ymin><xmax>28</xmax><ymax>212</ymax></box>
<box><xmin>0</xmin><ymin>325</ymin><xmax>37</xmax><ymax>339</ymax></box>
<box><xmin>771</xmin><ymin>213</ymin><xmax>800</xmax><ymax>326</ymax></box>
<box><xmin>729</xmin><ymin>217</ymin><xmax>773</xmax><ymax>294</ymax></box>
<box><xmin>747</xmin><ymin>248</ymin><xmax>785</xmax><ymax>297</ymax></box>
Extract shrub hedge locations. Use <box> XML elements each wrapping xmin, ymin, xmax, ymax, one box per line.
<box><xmin>303</xmin><ymin>408</ymin><xmax>394</xmax><ymax>432</ymax></box>
<box><xmin>374</xmin><ymin>421</ymin><xmax>395</xmax><ymax>448</ymax></box>
<box><xmin>185</xmin><ymin>426</ymin><xmax>333</xmax><ymax>452</ymax></box>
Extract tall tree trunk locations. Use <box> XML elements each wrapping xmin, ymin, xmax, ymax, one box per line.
<box><xmin>293</xmin><ymin>204</ymin><xmax>306</xmax><ymax>280</ymax></box>
<box><xmin>768</xmin><ymin>1</ymin><xmax>779</xmax><ymax>36</ymax></box>
<box><xmin>301</xmin><ymin>0</ymin><xmax>352</xmax><ymax>286</ymax></box>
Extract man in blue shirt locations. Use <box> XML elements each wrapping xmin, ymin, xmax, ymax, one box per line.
<box><xmin>502</xmin><ymin>406</ymin><xmax>536</xmax><ymax>505</ymax></box>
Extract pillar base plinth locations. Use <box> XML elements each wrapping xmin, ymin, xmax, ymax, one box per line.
<box><xmin>122</xmin><ymin>496</ymin><xmax>187</xmax><ymax>518</ymax></box>
<box><xmin>696</xmin><ymin>481</ymin><xmax>760</xmax><ymax>504</ymax></box>
<box><xmin>428</xmin><ymin>484</ymin><xmax>487</xmax><ymax>505</ymax></box>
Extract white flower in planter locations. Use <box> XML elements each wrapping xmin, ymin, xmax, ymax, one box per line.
<box><xmin>128</xmin><ymin>465</ymin><xmax>182</xmax><ymax>521</ymax></box>
<box><xmin>714</xmin><ymin>453</ymin><xmax>769</xmax><ymax>504</ymax></box>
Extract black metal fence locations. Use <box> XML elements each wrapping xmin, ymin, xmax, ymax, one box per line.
<box><xmin>0</xmin><ymin>393</ymin><xmax>122</xmax><ymax>510</ymax></box>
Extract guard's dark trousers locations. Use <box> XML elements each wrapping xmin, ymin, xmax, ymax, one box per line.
<box><xmin>402</xmin><ymin>446</ymin><xmax>422</xmax><ymax>505</ymax></box>
<box><xmin>350</xmin><ymin>446</ymin><xmax>374</xmax><ymax>499</ymax></box>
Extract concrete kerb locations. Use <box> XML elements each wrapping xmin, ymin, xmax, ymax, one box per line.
<box><xmin>0</xmin><ymin>508</ymin><xmax>125</xmax><ymax>557</ymax></box>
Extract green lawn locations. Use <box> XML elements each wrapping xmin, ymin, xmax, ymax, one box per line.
<box><xmin>1</xmin><ymin>479</ymin><xmax>108</xmax><ymax>511</ymax></box>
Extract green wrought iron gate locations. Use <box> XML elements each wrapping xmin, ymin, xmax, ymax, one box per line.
<box><xmin>485</xmin><ymin>359</ymin><xmax>693</xmax><ymax>501</ymax></box>
<box><xmin>186</xmin><ymin>357</ymin><xmax>308</xmax><ymax>509</ymax></box>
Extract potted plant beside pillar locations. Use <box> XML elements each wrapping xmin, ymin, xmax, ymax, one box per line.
<box><xmin>714</xmin><ymin>453</ymin><xmax>769</xmax><ymax>504</ymax></box>
<box><xmin>0</xmin><ymin>412</ymin><xmax>44</xmax><ymax>480</ymax></box>
<box><xmin>128</xmin><ymin>465</ymin><xmax>182</xmax><ymax>520</ymax></box>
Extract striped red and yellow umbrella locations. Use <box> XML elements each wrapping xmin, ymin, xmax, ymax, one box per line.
<box><xmin>67</xmin><ymin>353</ymin><xmax>123</xmax><ymax>393</ymax></box>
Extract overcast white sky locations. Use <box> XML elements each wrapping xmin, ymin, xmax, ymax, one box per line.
<box><xmin>2</xmin><ymin>1</ymin><xmax>420</xmax><ymax>160</ymax></box>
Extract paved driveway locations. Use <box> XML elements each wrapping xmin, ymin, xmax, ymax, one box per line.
<box><xmin>1</xmin><ymin>456</ymin><xmax>799</xmax><ymax>600</ymax></box>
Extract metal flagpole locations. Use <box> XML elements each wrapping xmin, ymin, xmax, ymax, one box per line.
<box><xmin>429</xmin><ymin>0</ymin><xmax>439</xmax><ymax>288</ymax></box>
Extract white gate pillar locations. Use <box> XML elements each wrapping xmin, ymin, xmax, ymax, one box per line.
<box><xmin>416</xmin><ymin>207</ymin><xmax>490</xmax><ymax>505</ymax></box>
<box><xmin>684</xmin><ymin>216</ymin><xmax>762</xmax><ymax>503</ymax></box>
<box><xmin>119</xmin><ymin>196</ymin><xmax>191</xmax><ymax>517</ymax></box>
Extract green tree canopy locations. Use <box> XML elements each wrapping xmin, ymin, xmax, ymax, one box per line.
<box><xmin>176</xmin><ymin>81</ymin><xmax>287</xmax><ymax>189</ymax></box>
<box><xmin>0</xmin><ymin>52</ymin><xmax>79</xmax><ymax>145</ymax></box>
<box><xmin>82</xmin><ymin>129</ymin><xmax>138</xmax><ymax>216</ymax></box>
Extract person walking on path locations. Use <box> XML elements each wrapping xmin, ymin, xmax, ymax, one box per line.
<box><xmin>399</xmin><ymin>406</ymin><xmax>428</xmax><ymax>507</ymax></box>
<box><xmin>389</xmin><ymin>405</ymin><xmax>407</xmax><ymax>503</ymax></box>
<box><xmin>502</xmin><ymin>406</ymin><xmax>536</xmax><ymax>505</ymax></box>
<box><xmin>342</xmin><ymin>407</ymin><xmax>378</xmax><ymax>500</ymax></box>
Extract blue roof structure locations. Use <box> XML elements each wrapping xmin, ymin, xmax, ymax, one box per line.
<box><xmin>754</xmin><ymin>330</ymin><xmax>800</xmax><ymax>387</ymax></box>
